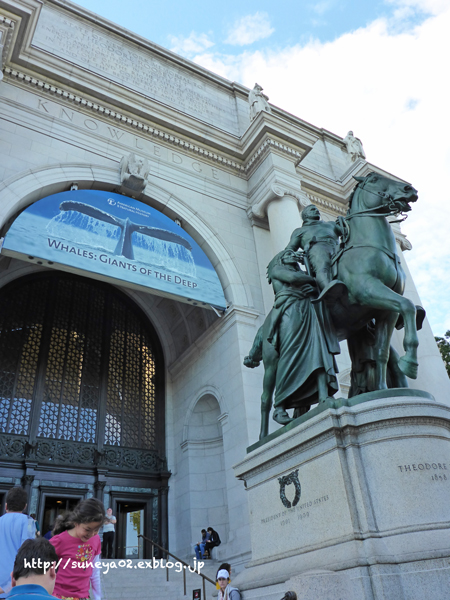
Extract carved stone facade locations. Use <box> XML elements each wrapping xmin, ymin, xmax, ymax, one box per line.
<box><xmin>0</xmin><ymin>0</ymin><xmax>449</xmax><ymax>570</ymax></box>
<box><xmin>0</xmin><ymin>435</ymin><xmax>166</xmax><ymax>471</ymax></box>
<box><xmin>120</xmin><ymin>152</ymin><xmax>150</xmax><ymax>193</ymax></box>
<box><xmin>343</xmin><ymin>130</ymin><xmax>366</xmax><ymax>162</ymax></box>
<box><xmin>248</xmin><ymin>83</ymin><xmax>272</xmax><ymax>121</ymax></box>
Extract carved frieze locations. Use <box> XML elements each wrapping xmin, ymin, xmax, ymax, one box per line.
<box><xmin>32</xmin><ymin>6</ymin><xmax>240</xmax><ymax>135</ymax></box>
<box><xmin>3</xmin><ymin>67</ymin><xmax>310</xmax><ymax>179</ymax></box>
<box><xmin>0</xmin><ymin>434</ymin><xmax>166</xmax><ymax>473</ymax></box>
<box><xmin>305</xmin><ymin>192</ymin><xmax>347</xmax><ymax>216</ymax></box>
<box><xmin>0</xmin><ymin>14</ymin><xmax>16</xmax><ymax>80</ymax></box>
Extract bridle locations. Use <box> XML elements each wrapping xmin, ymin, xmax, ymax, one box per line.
<box><xmin>346</xmin><ymin>179</ymin><xmax>411</xmax><ymax>223</ymax></box>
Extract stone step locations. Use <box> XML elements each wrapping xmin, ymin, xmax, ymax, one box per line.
<box><xmin>97</xmin><ymin>558</ymin><xmax>219</xmax><ymax>600</ymax></box>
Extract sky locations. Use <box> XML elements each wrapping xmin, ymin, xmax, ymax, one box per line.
<box><xmin>72</xmin><ymin>0</ymin><xmax>450</xmax><ymax>335</ymax></box>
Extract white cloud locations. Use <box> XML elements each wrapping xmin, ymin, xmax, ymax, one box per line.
<box><xmin>225</xmin><ymin>12</ymin><xmax>274</xmax><ymax>46</ymax></box>
<box><xmin>191</xmin><ymin>4</ymin><xmax>450</xmax><ymax>334</ymax></box>
<box><xmin>386</xmin><ymin>0</ymin><xmax>449</xmax><ymax>16</ymax></box>
<box><xmin>168</xmin><ymin>32</ymin><xmax>214</xmax><ymax>57</ymax></box>
<box><xmin>311</xmin><ymin>0</ymin><xmax>335</xmax><ymax>16</ymax></box>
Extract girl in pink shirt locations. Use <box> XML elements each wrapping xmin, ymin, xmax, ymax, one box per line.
<box><xmin>50</xmin><ymin>498</ymin><xmax>105</xmax><ymax>600</ymax></box>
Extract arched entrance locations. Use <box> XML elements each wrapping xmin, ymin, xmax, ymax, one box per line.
<box><xmin>0</xmin><ymin>272</ymin><xmax>168</xmax><ymax>557</ymax></box>
<box><xmin>180</xmin><ymin>393</ymin><xmax>229</xmax><ymax>556</ymax></box>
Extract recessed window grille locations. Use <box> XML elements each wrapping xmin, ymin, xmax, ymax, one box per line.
<box><xmin>0</xmin><ymin>274</ymin><xmax>163</xmax><ymax>452</ymax></box>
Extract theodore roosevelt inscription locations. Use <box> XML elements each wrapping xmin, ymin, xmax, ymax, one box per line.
<box><xmin>33</xmin><ymin>6</ymin><xmax>239</xmax><ymax>135</ymax></box>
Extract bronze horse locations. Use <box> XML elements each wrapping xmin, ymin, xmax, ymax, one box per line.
<box><xmin>331</xmin><ymin>172</ymin><xmax>419</xmax><ymax>386</ymax></box>
<box><xmin>245</xmin><ymin>172</ymin><xmax>420</xmax><ymax>439</ymax></box>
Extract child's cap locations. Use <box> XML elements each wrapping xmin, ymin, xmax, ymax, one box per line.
<box><xmin>217</xmin><ymin>569</ymin><xmax>229</xmax><ymax>580</ymax></box>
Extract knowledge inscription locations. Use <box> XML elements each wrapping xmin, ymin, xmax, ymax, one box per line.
<box><xmin>33</xmin><ymin>7</ymin><xmax>239</xmax><ymax>135</ymax></box>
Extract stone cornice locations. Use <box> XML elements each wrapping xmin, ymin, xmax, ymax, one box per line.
<box><xmin>0</xmin><ymin>14</ymin><xmax>16</xmax><ymax>27</ymax></box>
<box><xmin>3</xmin><ymin>66</ymin><xmax>247</xmax><ymax>172</ymax></box>
<box><xmin>46</xmin><ymin>0</ymin><xmax>246</xmax><ymax>95</ymax></box>
<box><xmin>245</xmin><ymin>137</ymin><xmax>303</xmax><ymax>177</ymax></box>
<box><xmin>306</xmin><ymin>192</ymin><xmax>347</xmax><ymax>216</ymax></box>
<box><xmin>181</xmin><ymin>437</ymin><xmax>223</xmax><ymax>452</ymax></box>
<box><xmin>240</xmin><ymin>108</ymin><xmax>318</xmax><ymax>156</ymax></box>
<box><xmin>0</xmin><ymin>13</ymin><xmax>16</xmax><ymax>75</ymax></box>
<box><xmin>4</xmin><ymin>0</ymin><xmax>343</xmax><ymax>149</ymax></box>
<box><xmin>2</xmin><ymin>0</ymin><xmax>375</xmax><ymax>177</ymax></box>
<box><xmin>2</xmin><ymin>66</ymin><xmax>309</xmax><ymax>178</ymax></box>
<box><xmin>249</xmin><ymin>183</ymin><xmax>310</xmax><ymax>220</ymax></box>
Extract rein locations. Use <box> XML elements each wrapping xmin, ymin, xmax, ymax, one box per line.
<box><xmin>338</xmin><ymin>243</ymin><xmax>399</xmax><ymax>262</ymax></box>
<box><xmin>336</xmin><ymin>180</ymin><xmax>408</xmax><ymax>261</ymax></box>
<box><xmin>346</xmin><ymin>182</ymin><xmax>409</xmax><ymax>223</ymax></box>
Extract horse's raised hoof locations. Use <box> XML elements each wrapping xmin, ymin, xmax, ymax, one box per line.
<box><xmin>398</xmin><ymin>356</ymin><xmax>418</xmax><ymax>379</ymax></box>
<box><xmin>273</xmin><ymin>408</ymin><xmax>293</xmax><ymax>425</ymax></box>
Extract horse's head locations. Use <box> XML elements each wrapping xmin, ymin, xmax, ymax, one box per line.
<box><xmin>349</xmin><ymin>172</ymin><xmax>418</xmax><ymax>215</ymax></box>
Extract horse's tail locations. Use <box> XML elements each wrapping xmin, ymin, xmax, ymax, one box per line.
<box><xmin>243</xmin><ymin>325</ymin><xmax>263</xmax><ymax>368</ymax></box>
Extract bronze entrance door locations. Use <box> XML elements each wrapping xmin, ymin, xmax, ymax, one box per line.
<box><xmin>40</xmin><ymin>494</ymin><xmax>83</xmax><ymax>538</ymax></box>
<box><xmin>116</xmin><ymin>501</ymin><xmax>145</xmax><ymax>559</ymax></box>
<box><xmin>112</xmin><ymin>494</ymin><xmax>156</xmax><ymax>559</ymax></box>
<box><xmin>0</xmin><ymin>272</ymin><xmax>169</xmax><ymax>554</ymax></box>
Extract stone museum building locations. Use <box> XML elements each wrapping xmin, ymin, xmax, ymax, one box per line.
<box><xmin>1</xmin><ymin>0</ymin><xmax>449</xmax><ymax>578</ymax></box>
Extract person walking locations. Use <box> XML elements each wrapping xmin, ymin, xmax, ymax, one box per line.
<box><xmin>50</xmin><ymin>498</ymin><xmax>105</xmax><ymax>600</ymax></box>
<box><xmin>0</xmin><ymin>487</ymin><xmax>35</xmax><ymax>599</ymax></box>
<box><xmin>216</xmin><ymin>569</ymin><xmax>241</xmax><ymax>600</ymax></box>
<box><xmin>29</xmin><ymin>513</ymin><xmax>41</xmax><ymax>538</ymax></box>
<box><xmin>6</xmin><ymin>538</ymin><xmax>58</xmax><ymax>600</ymax></box>
<box><xmin>102</xmin><ymin>507</ymin><xmax>116</xmax><ymax>559</ymax></box>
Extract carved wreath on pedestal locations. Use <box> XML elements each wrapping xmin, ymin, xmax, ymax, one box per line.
<box><xmin>278</xmin><ymin>469</ymin><xmax>301</xmax><ymax>508</ymax></box>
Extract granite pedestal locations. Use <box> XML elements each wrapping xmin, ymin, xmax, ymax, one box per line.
<box><xmin>233</xmin><ymin>391</ymin><xmax>450</xmax><ymax>600</ymax></box>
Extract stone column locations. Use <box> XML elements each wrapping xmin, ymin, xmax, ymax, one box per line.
<box><xmin>249</xmin><ymin>184</ymin><xmax>309</xmax><ymax>313</ymax></box>
<box><xmin>21</xmin><ymin>474</ymin><xmax>35</xmax><ymax>509</ymax></box>
<box><xmin>159</xmin><ymin>486</ymin><xmax>169</xmax><ymax>550</ymax></box>
<box><xmin>393</xmin><ymin>232</ymin><xmax>450</xmax><ymax>403</ymax></box>
<box><xmin>250</xmin><ymin>184</ymin><xmax>309</xmax><ymax>257</ymax></box>
<box><xmin>93</xmin><ymin>479</ymin><xmax>106</xmax><ymax>502</ymax></box>
<box><xmin>266</xmin><ymin>194</ymin><xmax>303</xmax><ymax>255</ymax></box>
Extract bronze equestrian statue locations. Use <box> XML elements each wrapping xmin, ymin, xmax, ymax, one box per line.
<box><xmin>245</xmin><ymin>172</ymin><xmax>422</xmax><ymax>440</ymax></box>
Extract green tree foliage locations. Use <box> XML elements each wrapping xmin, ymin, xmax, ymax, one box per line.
<box><xmin>435</xmin><ymin>330</ymin><xmax>450</xmax><ymax>377</ymax></box>
<box><xmin>130</xmin><ymin>510</ymin><xmax>141</xmax><ymax>533</ymax></box>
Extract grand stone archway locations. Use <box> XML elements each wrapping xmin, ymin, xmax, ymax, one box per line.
<box><xmin>0</xmin><ymin>271</ymin><xmax>169</xmax><ymax>556</ymax></box>
<box><xmin>0</xmin><ymin>163</ymin><xmax>252</xmax><ymax>309</ymax></box>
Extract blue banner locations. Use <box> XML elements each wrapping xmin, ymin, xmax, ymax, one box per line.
<box><xmin>2</xmin><ymin>190</ymin><xmax>227</xmax><ymax>310</ymax></box>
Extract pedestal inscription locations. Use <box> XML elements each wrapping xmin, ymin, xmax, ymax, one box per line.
<box><xmin>233</xmin><ymin>394</ymin><xmax>450</xmax><ymax>600</ymax></box>
<box><xmin>33</xmin><ymin>6</ymin><xmax>239</xmax><ymax>135</ymax></box>
<box><xmin>247</xmin><ymin>448</ymin><xmax>353</xmax><ymax>563</ymax></box>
